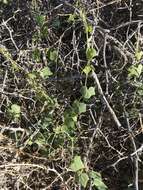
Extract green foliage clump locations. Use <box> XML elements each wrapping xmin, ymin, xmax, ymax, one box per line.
<box><xmin>1</xmin><ymin>0</ymin><xmax>143</xmax><ymax>189</ymax></box>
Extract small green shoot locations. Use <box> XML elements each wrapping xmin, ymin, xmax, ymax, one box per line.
<box><xmin>135</xmin><ymin>51</ymin><xmax>143</xmax><ymax>61</ymax></box>
<box><xmin>128</xmin><ymin>64</ymin><xmax>143</xmax><ymax>78</ymax></box>
<box><xmin>35</xmin><ymin>14</ymin><xmax>45</xmax><ymax>27</ymax></box>
<box><xmin>49</xmin><ymin>50</ymin><xmax>58</xmax><ymax>62</ymax></box>
<box><xmin>8</xmin><ymin>104</ymin><xmax>21</xmax><ymax>119</ymax></box>
<box><xmin>39</xmin><ymin>66</ymin><xmax>53</xmax><ymax>79</ymax></box>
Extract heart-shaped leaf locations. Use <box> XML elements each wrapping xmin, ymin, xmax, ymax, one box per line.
<box><xmin>70</xmin><ymin>156</ymin><xmax>85</xmax><ymax>172</ymax></box>
<box><xmin>81</xmin><ymin>86</ymin><xmax>95</xmax><ymax>99</ymax></box>
<box><xmin>86</xmin><ymin>48</ymin><xmax>97</xmax><ymax>61</ymax></box>
<box><xmin>73</xmin><ymin>101</ymin><xmax>86</xmax><ymax>114</ymax></box>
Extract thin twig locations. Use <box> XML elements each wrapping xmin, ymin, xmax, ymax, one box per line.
<box><xmin>0</xmin><ymin>163</ymin><xmax>63</xmax><ymax>181</ymax></box>
<box><xmin>103</xmin><ymin>33</ymin><xmax>109</xmax><ymax>95</ymax></box>
<box><xmin>2</xmin><ymin>20</ymin><xmax>19</xmax><ymax>52</ymax></box>
<box><xmin>92</xmin><ymin>71</ymin><xmax>122</xmax><ymax>128</ymax></box>
<box><xmin>124</xmin><ymin>110</ymin><xmax>139</xmax><ymax>190</ymax></box>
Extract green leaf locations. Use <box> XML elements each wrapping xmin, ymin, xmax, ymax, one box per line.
<box><xmin>85</xmin><ymin>24</ymin><xmax>93</xmax><ymax>34</ymax></box>
<box><xmin>39</xmin><ymin>67</ymin><xmax>53</xmax><ymax>79</ymax></box>
<box><xmin>135</xmin><ymin>51</ymin><xmax>143</xmax><ymax>61</ymax></box>
<box><xmin>41</xmin><ymin>26</ymin><xmax>48</xmax><ymax>38</ymax></box>
<box><xmin>63</xmin><ymin>109</ymin><xmax>77</xmax><ymax>131</ymax></box>
<box><xmin>64</xmin><ymin>118</ymin><xmax>75</xmax><ymax>129</ymax></box>
<box><xmin>70</xmin><ymin>156</ymin><xmax>85</xmax><ymax>172</ymax></box>
<box><xmin>73</xmin><ymin>101</ymin><xmax>86</xmax><ymax>114</ymax></box>
<box><xmin>49</xmin><ymin>50</ymin><xmax>58</xmax><ymax>62</ymax></box>
<box><xmin>89</xmin><ymin>171</ymin><xmax>101</xmax><ymax>179</ymax></box>
<box><xmin>83</xmin><ymin>65</ymin><xmax>93</xmax><ymax>75</ymax></box>
<box><xmin>78</xmin><ymin>102</ymin><xmax>86</xmax><ymax>114</ymax></box>
<box><xmin>80</xmin><ymin>10</ymin><xmax>86</xmax><ymax>22</ymax></box>
<box><xmin>11</xmin><ymin>104</ymin><xmax>21</xmax><ymax>114</ymax></box>
<box><xmin>32</xmin><ymin>48</ymin><xmax>41</xmax><ymax>62</ymax></box>
<box><xmin>27</xmin><ymin>72</ymin><xmax>37</xmax><ymax>80</ymax></box>
<box><xmin>137</xmin><ymin>64</ymin><xmax>143</xmax><ymax>76</ymax></box>
<box><xmin>27</xmin><ymin>139</ymin><xmax>33</xmax><ymax>146</ymax></box>
<box><xmin>35</xmin><ymin>136</ymin><xmax>46</xmax><ymax>147</ymax></box>
<box><xmin>9</xmin><ymin>104</ymin><xmax>21</xmax><ymax>118</ymax></box>
<box><xmin>72</xmin><ymin>115</ymin><xmax>78</xmax><ymax>122</ymax></box>
<box><xmin>88</xmin><ymin>87</ymin><xmax>95</xmax><ymax>96</ymax></box>
<box><xmin>81</xmin><ymin>86</ymin><xmax>95</xmax><ymax>99</ymax></box>
<box><xmin>92</xmin><ymin>178</ymin><xmax>108</xmax><ymax>190</ymax></box>
<box><xmin>89</xmin><ymin>171</ymin><xmax>108</xmax><ymax>190</ymax></box>
<box><xmin>35</xmin><ymin>14</ymin><xmax>45</xmax><ymax>27</ymax></box>
<box><xmin>86</xmin><ymin>48</ymin><xmax>97</xmax><ymax>61</ymax></box>
<box><xmin>128</xmin><ymin>64</ymin><xmax>143</xmax><ymax>78</ymax></box>
<box><xmin>60</xmin><ymin>124</ymin><xmax>69</xmax><ymax>133</ymax></box>
<box><xmin>68</xmin><ymin>14</ymin><xmax>76</xmax><ymax>22</ymax></box>
<box><xmin>79</xmin><ymin>173</ymin><xmax>89</xmax><ymax>188</ymax></box>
